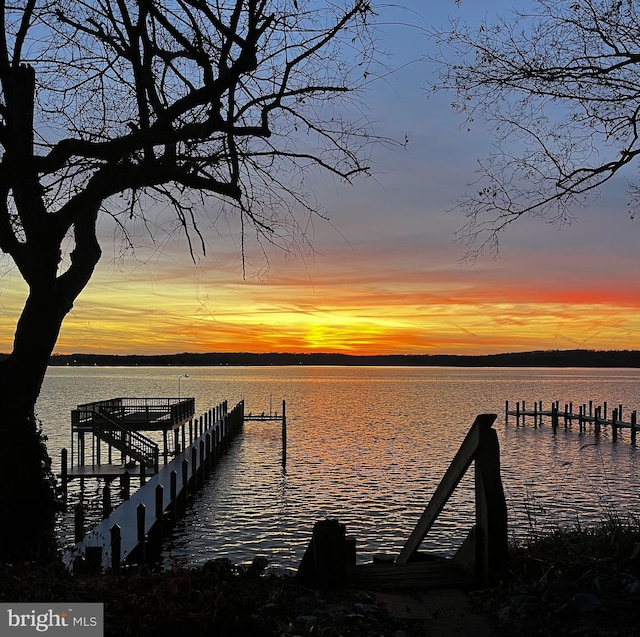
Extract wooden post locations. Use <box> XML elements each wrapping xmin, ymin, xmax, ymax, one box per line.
<box><xmin>155</xmin><ymin>484</ymin><xmax>164</xmax><ymax>521</ymax></box>
<box><xmin>610</xmin><ymin>407</ymin><xmax>617</xmax><ymax>441</ymax></box>
<box><xmin>191</xmin><ymin>446</ymin><xmax>198</xmax><ymax>492</ymax></box>
<box><xmin>137</xmin><ymin>503</ymin><xmax>146</xmax><ymax>562</ymax></box>
<box><xmin>74</xmin><ymin>503</ymin><xmax>84</xmax><ymax>543</ymax></box>
<box><xmin>282</xmin><ymin>400</ymin><xmax>287</xmax><ymax>468</ymax></box>
<box><xmin>60</xmin><ymin>448</ymin><xmax>68</xmax><ymax>504</ymax></box>
<box><xmin>163</xmin><ymin>429</ymin><xmax>168</xmax><ymax>464</ymax></box>
<box><xmin>181</xmin><ymin>459</ymin><xmax>189</xmax><ymax>501</ymax></box>
<box><xmin>516</xmin><ymin>402</ymin><xmax>520</xmax><ymax>426</ymax></box>
<box><xmin>551</xmin><ymin>405</ymin><xmax>558</xmax><ymax>434</ymax></box>
<box><xmin>170</xmin><ymin>470</ymin><xmax>178</xmax><ymax>518</ymax></box>
<box><xmin>205</xmin><ymin>433</ymin><xmax>212</xmax><ymax>475</ymax></box>
<box><xmin>632</xmin><ymin>411</ymin><xmax>637</xmax><ymax>445</ymax></box>
<box><xmin>140</xmin><ymin>460</ymin><xmax>146</xmax><ymax>486</ymax></box>
<box><xmin>121</xmin><ymin>471</ymin><xmax>130</xmax><ymax>501</ymax></box>
<box><xmin>475</xmin><ymin>422</ymin><xmax>508</xmax><ymax>584</ymax></box>
<box><xmin>199</xmin><ymin>440</ymin><xmax>205</xmax><ymax>480</ymax></box>
<box><xmin>505</xmin><ymin>400</ymin><xmax>509</xmax><ymax>423</ymax></box>
<box><xmin>111</xmin><ymin>524</ymin><xmax>121</xmax><ymax>573</ymax></box>
<box><xmin>307</xmin><ymin>519</ymin><xmax>348</xmax><ymax>588</ymax></box>
<box><xmin>102</xmin><ymin>483</ymin><xmax>111</xmax><ymax>519</ymax></box>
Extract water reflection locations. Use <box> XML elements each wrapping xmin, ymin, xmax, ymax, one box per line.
<box><xmin>37</xmin><ymin>365</ymin><xmax>640</xmax><ymax>571</ymax></box>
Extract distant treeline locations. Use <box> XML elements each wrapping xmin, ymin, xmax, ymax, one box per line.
<box><xmin>12</xmin><ymin>349</ymin><xmax>639</xmax><ymax>367</ymax></box>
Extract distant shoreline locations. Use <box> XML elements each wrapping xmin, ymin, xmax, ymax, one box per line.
<box><xmin>17</xmin><ymin>349</ymin><xmax>640</xmax><ymax>367</ymax></box>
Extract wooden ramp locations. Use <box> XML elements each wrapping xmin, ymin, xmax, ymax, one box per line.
<box><xmin>69</xmin><ymin>434</ymin><xmax>206</xmax><ymax>569</ymax></box>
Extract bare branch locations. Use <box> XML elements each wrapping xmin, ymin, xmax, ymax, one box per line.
<box><xmin>430</xmin><ymin>0</ymin><xmax>640</xmax><ymax>253</ymax></box>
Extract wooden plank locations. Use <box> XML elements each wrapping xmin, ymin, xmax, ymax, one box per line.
<box><xmin>345</xmin><ymin>559</ymin><xmax>470</xmax><ymax>591</ymax></box>
<box><xmin>397</xmin><ymin>414</ymin><xmax>497</xmax><ymax>564</ymax></box>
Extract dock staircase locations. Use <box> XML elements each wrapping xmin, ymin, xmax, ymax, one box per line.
<box><xmin>69</xmin><ymin>397</ymin><xmax>195</xmax><ymax>478</ymax></box>
<box><xmin>81</xmin><ymin>408</ymin><xmax>159</xmax><ymax>471</ymax></box>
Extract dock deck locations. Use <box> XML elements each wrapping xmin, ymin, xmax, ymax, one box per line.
<box><xmin>65</xmin><ymin>464</ymin><xmax>156</xmax><ymax>479</ymax></box>
<box><xmin>345</xmin><ymin>559</ymin><xmax>472</xmax><ymax>591</ymax></box>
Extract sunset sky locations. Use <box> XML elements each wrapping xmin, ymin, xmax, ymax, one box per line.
<box><xmin>1</xmin><ymin>2</ymin><xmax>639</xmax><ymax>357</ymax></box>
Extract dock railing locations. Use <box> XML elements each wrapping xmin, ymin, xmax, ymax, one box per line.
<box><xmin>72</xmin><ymin>397</ymin><xmax>196</xmax><ymax>431</ymax></box>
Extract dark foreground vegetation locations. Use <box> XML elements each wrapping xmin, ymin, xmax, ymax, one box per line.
<box><xmin>3</xmin><ymin>517</ymin><xmax>640</xmax><ymax>636</ymax></box>
<box><xmin>0</xmin><ymin>558</ymin><xmax>421</xmax><ymax>637</ymax></box>
<box><xmin>7</xmin><ymin>348</ymin><xmax>639</xmax><ymax>368</ymax></box>
<box><xmin>477</xmin><ymin>516</ymin><xmax>640</xmax><ymax>636</ymax></box>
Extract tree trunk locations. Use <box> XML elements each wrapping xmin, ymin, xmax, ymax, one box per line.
<box><xmin>0</xmin><ymin>289</ymin><xmax>68</xmax><ymax>563</ymax></box>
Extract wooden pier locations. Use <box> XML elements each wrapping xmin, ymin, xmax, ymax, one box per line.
<box><xmin>67</xmin><ymin>400</ymin><xmax>244</xmax><ymax>571</ymax></box>
<box><xmin>505</xmin><ymin>400</ymin><xmax>640</xmax><ymax>442</ymax></box>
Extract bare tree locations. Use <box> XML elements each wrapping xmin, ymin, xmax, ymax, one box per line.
<box><xmin>0</xmin><ymin>0</ymin><xmax>381</xmax><ymax>562</ymax></box>
<box><xmin>430</xmin><ymin>0</ymin><xmax>640</xmax><ymax>256</ymax></box>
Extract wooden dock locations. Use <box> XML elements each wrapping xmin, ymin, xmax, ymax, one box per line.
<box><xmin>67</xmin><ymin>400</ymin><xmax>244</xmax><ymax>571</ymax></box>
<box><xmin>505</xmin><ymin>400</ymin><xmax>640</xmax><ymax>442</ymax></box>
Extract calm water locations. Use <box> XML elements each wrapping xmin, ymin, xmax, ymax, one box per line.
<box><xmin>37</xmin><ymin>366</ymin><xmax>640</xmax><ymax>572</ymax></box>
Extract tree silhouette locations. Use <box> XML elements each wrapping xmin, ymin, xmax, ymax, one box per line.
<box><xmin>430</xmin><ymin>0</ymin><xmax>640</xmax><ymax>256</ymax></box>
<box><xmin>0</xmin><ymin>0</ymin><xmax>380</xmax><ymax>562</ymax></box>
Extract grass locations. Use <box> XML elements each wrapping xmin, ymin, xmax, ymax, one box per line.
<box><xmin>476</xmin><ymin>514</ymin><xmax>640</xmax><ymax>636</ymax></box>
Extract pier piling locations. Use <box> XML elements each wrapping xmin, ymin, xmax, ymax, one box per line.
<box><xmin>506</xmin><ymin>399</ymin><xmax>639</xmax><ymax>443</ymax></box>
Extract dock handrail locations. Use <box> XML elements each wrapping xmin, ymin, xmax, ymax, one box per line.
<box><xmin>397</xmin><ymin>413</ymin><xmax>507</xmax><ymax>584</ymax></box>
